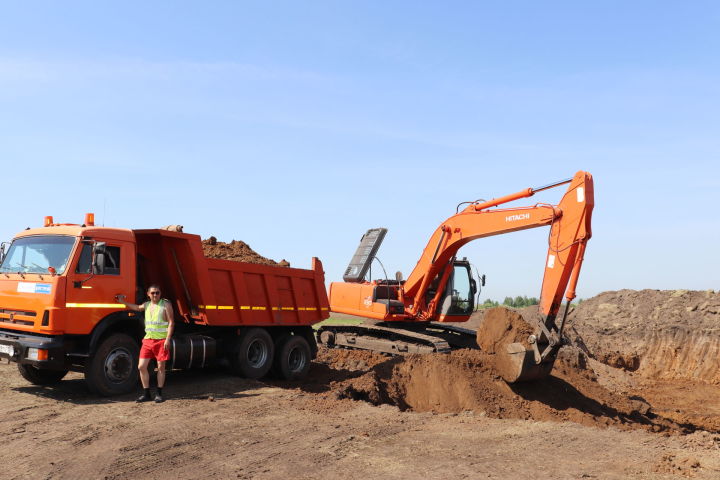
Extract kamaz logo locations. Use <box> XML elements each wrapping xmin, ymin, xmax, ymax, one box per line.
<box><xmin>505</xmin><ymin>213</ymin><xmax>530</xmax><ymax>222</ymax></box>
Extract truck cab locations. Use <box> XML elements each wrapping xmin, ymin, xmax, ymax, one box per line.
<box><xmin>0</xmin><ymin>217</ymin><xmax>142</xmax><ymax>394</ymax></box>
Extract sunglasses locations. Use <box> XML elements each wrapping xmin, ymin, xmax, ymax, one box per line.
<box><xmin>149</xmin><ymin>292</ymin><xmax>161</xmax><ymax>295</ymax></box>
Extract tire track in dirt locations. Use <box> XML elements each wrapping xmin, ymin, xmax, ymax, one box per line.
<box><xmin>105</xmin><ymin>434</ymin><xmax>209</xmax><ymax>479</ymax></box>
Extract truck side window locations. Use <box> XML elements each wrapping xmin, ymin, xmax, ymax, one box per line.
<box><xmin>75</xmin><ymin>245</ymin><xmax>121</xmax><ymax>275</ymax></box>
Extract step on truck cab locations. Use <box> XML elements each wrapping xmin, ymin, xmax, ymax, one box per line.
<box><xmin>0</xmin><ymin>214</ymin><xmax>330</xmax><ymax>395</ymax></box>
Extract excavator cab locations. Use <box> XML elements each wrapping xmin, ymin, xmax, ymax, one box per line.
<box><xmin>429</xmin><ymin>259</ymin><xmax>476</xmax><ymax>320</ymax></box>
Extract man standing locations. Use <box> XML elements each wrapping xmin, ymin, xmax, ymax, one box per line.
<box><xmin>116</xmin><ymin>285</ymin><xmax>174</xmax><ymax>403</ymax></box>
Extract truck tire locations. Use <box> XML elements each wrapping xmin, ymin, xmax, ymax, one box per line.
<box><xmin>230</xmin><ymin>328</ymin><xmax>274</xmax><ymax>379</ymax></box>
<box><xmin>85</xmin><ymin>333</ymin><xmax>139</xmax><ymax>396</ymax></box>
<box><xmin>17</xmin><ymin>364</ymin><xmax>68</xmax><ymax>385</ymax></box>
<box><xmin>273</xmin><ymin>335</ymin><xmax>312</xmax><ymax>380</ymax></box>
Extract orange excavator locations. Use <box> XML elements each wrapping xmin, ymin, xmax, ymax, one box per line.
<box><xmin>317</xmin><ymin>170</ymin><xmax>594</xmax><ymax>382</ymax></box>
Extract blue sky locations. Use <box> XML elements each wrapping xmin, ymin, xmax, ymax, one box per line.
<box><xmin>1</xmin><ymin>1</ymin><xmax>718</xmax><ymax>301</ymax></box>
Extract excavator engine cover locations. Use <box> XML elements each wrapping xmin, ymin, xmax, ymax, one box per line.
<box><xmin>497</xmin><ymin>342</ymin><xmax>555</xmax><ymax>383</ymax></box>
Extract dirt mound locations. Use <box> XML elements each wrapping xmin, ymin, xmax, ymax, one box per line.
<box><xmin>327</xmin><ymin>347</ymin><xmax>699</xmax><ymax>433</ymax></box>
<box><xmin>566</xmin><ymin>289</ymin><xmax>720</xmax><ymax>384</ymax></box>
<box><xmin>201</xmin><ymin>236</ymin><xmax>289</xmax><ymax>266</ymax></box>
<box><xmin>311</xmin><ymin>291</ymin><xmax>720</xmax><ymax>434</ymax></box>
<box><xmin>315</xmin><ymin>348</ymin><xmax>390</xmax><ymax>371</ymax></box>
<box><xmin>573</xmin><ymin>289</ymin><xmax>719</xmax><ymax>330</ymax></box>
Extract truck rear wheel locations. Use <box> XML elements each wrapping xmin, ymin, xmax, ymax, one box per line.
<box><xmin>230</xmin><ymin>328</ymin><xmax>274</xmax><ymax>379</ymax></box>
<box><xmin>85</xmin><ymin>333</ymin><xmax>139</xmax><ymax>396</ymax></box>
<box><xmin>17</xmin><ymin>364</ymin><xmax>68</xmax><ymax>385</ymax></box>
<box><xmin>274</xmin><ymin>335</ymin><xmax>311</xmax><ymax>380</ymax></box>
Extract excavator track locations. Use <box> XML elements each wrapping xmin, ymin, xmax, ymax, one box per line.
<box><xmin>316</xmin><ymin>322</ymin><xmax>478</xmax><ymax>356</ymax></box>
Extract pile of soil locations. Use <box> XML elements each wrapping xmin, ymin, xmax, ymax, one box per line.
<box><xmin>566</xmin><ymin>289</ymin><xmax>720</xmax><ymax>383</ymax></box>
<box><xmin>322</xmin><ymin>346</ymin><xmax>692</xmax><ymax>433</ymax></box>
<box><xmin>201</xmin><ymin>236</ymin><xmax>290</xmax><ymax>267</ymax></box>
<box><xmin>314</xmin><ymin>348</ymin><xmax>389</xmax><ymax>372</ymax></box>
<box><xmin>314</xmin><ymin>300</ymin><xmax>720</xmax><ymax>434</ymax></box>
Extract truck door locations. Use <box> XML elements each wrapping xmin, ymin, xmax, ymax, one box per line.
<box><xmin>65</xmin><ymin>239</ymin><xmax>135</xmax><ymax>335</ymax></box>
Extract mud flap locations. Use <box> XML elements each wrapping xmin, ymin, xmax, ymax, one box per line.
<box><xmin>497</xmin><ymin>342</ymin><xmax>555</xmax><ymax>383</ymax></box>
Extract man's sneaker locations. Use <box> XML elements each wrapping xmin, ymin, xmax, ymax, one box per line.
<box><xmin>154</xmin><ymin>393</ymin><xmax>164</xmax><ymax>403</ymax></box>
<box><xmin>136</xmin><ymin>393</ymin><xmax>151</xmax><ymax>403</ymax></box>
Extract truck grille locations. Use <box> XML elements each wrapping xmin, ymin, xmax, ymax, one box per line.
<box><xmin>0</xmin><ymin>308</ymin><xmax>37</xmax><ymax>326</ymax></box>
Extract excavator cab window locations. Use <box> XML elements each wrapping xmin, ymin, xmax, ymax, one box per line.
<box><xmin>439</xmin><ymin>262</ymin><xmax>474</xmax><ymax>316</ymax></box>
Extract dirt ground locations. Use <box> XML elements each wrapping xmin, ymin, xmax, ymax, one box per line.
<box><xmin>1</xmin><ymin>289</ymin><xmax>719</xmax><ymax>479</ymax></box>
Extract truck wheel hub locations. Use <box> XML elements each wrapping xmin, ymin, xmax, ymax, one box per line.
<box><xmin>246</xmin><ymin>340</ymin><xmax>268</xmax><ymax>368</ymax></box>
<box><xmin>287</xmin><ymin>347</ymin><xmax>305</xmax><ymax>372</ymax></box>
<box><xmin>104</xmin><ymin>348</ymin><xmax>132</xmax><ymax>383</ymax></box>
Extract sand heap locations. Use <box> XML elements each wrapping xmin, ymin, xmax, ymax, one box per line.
<box><xmin>201</xmin><ymin>237</ymin><xmax>290</xmax><ymax>267</ymax></box>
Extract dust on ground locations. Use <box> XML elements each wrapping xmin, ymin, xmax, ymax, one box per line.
<box><xmin>2</xmin><ymin>289</ymin><xmax>720</xmax><ymax>479</ymax></box>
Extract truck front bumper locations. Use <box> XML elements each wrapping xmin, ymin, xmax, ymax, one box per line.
<box><xmin>0</xmin><ymin>330</ymin><xmax>69</xmax><ymax>370</ymax></box>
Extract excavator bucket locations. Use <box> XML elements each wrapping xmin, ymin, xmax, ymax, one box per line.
<box><xmin>496</xmin><ymin>343</ymin><xmax>555</xmax><ymax>383</ymax></box>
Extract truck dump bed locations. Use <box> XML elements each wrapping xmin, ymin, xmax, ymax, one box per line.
<box><xmin>134</xmin><ymin>230</ymin><xmax>330</xmax><ymax>327</ymax></box>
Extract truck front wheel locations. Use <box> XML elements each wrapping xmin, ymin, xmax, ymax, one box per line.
<box><xmin>85</xmin><ymin>333</ymin><xmax>139</xmax><ymax>396</ymax></box>
<box><xmin>230</xmin><ymin>328</ymin><xmax>274</xmax><ymax>379</ymax></box>
<box><xmin>17</xmin><ymin>364</ymin><xmax>68</xmax><ymax>385</ymax></box>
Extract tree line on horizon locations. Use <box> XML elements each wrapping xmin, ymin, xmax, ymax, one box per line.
<box><xmin>479</xmin><ymin>296</ymin><xmax>583</xmax><ymax>309</ymax></box>
<box><xmin>479</xmin><ymin>296</ymin><xmax>539</xmax><ymax>309</ymax></box>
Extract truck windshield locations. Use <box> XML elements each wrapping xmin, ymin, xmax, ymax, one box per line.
<box><xmin>0</xmin><ymin>236</ymin><xmax>77</xmax><ymax>274</ymax></box>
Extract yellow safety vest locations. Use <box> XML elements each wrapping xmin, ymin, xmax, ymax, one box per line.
<box><xmin>144</xmin><ymin>299</ymin><xmax>169</xmax><ymax>340</ymax></box>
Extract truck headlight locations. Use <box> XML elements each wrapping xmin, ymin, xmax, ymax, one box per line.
<box><xmin>27</xmin><ymin>348</ymin><xmax>48</xmax><ymax>361</ymax></box>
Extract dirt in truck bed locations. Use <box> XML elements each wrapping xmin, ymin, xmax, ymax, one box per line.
<box><xmin>2</xmin><ymin>289</ymin><xmax>719</xmax><ymax>479</ymax></box>
<box><xmin>201</xmin><ymin>236</ymin><xmax>290</xmax><ymax>266</ymax></box>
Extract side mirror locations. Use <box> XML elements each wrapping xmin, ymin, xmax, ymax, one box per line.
<box><xmin>481</xmin><ymin>274</ymin><xmax>486</xmax><ymax>287</ymax></box>
<box><xmin>0</xmin><ymin>242</ymin><xmax>7</xmax><ymax>265</ymax></box>
<box><xmin>93</xmin><ymin>242</ymin><xmax>107</xmax><ymax>255</ymax></box>
<box><xmin>92</xmin><ymin>242</ymin><xmax>106</xmax><ymax>275</ymax></box>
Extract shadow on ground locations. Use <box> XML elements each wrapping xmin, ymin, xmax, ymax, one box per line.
<box><xmin>13</xmin><ymin>367</ymin><xmax>262</xmax><ymax>405</ymax></box>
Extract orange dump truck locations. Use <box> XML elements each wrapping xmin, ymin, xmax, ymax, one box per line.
<box><xmin>0</xmin><ymin>215</ymin><xmax>329</xmax><ymax>395</ymax></box>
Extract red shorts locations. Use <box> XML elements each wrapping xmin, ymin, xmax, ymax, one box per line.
<box><xmin>140</xmin><ymin>338</ymin><xmax>170</xmax><ymax>362</ymax></box>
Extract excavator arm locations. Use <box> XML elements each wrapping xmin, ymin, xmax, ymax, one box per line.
<box><xmin>404</xmin><ymin>171</ymin><xmax>593</xmax><ymax>381</ymax></box>
<box><xmin>404</xmin><ymin>171</ymin><xmax>593</xmax><ymax>324</ymax></box>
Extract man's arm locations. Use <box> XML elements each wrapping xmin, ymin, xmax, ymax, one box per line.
<box><xmin>163</xmin><ymin>301</ymin><xmax>175</xmax><ymax>351</ymax></box>
<box><xmin>115</xmin><ymin>294</ymin><xmax>145</xmax><ymax>312</ymax></box>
